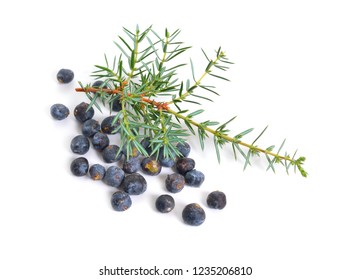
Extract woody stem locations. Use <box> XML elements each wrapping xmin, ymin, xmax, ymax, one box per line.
<box><xmin>75</xmin><ymin>87</ymin><xmax>170</xmax><ymax>111</ymax></box>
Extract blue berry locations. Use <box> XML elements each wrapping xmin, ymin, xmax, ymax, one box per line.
<box><xmin>165</xmin><ymin>173</ymin><xmax>185</xmax><ymax>193</ymax></box>
<box><xmin>70</xmin><ymin>157</ymin><xmax>89</xmax><ymax>176</ymax></box>
<box><xmin>101</xmin><ymin>115</ymin><xmax>120</xmax><ymax>134</ymax></box>
<box><xmin>102</xmin><ymin>145</ymin><xmax>122</xmax><ymax>163</ymax></box>
<box><xmin>122</xmin><ymin>173</ymin><xmax>147</xmax><ymax>195</ymax></box>
<box><xmin>158</xmin><ymin>155</ymin><xmax>175</xmax><ymax>167</ymax></box>
<box><xmin>182</xmin><ymin>203</ymin><xmax>206</xmax><ymax>226</ymax></box>
<box><xmin>123</xmin><ymin>157</ymin><xmax>141</xmax><ymax>174</ymax></box>
<box><xmin>92</xmin><ymin>80</ymin><xmax>107</xmax><ymax>88</ymax></box>
<box><xmin>91</xmin><ymin>132</ymin><xmax>109</xmax><ymax>151</ymax></box>
<box><xmin>70</xmin><ymin>135</ymin><xmax>90</xmax><ymax>155</ymax></box>
<box><xmin>111</xmin><ymin>191</ymin><xmax>132</xmax><ymax>211</ymax></box>
<box><xmin>141</xmin><ymin>137</ymin><xmax>153</xmax><ymax>155</ymax></box>
<box><xmin>176</xmin><ymin>142</ymin><xmax>191</xmax><ymax>157</ymax></box>
<box><xmin>82</xmin><ymin>119</ymin><xmax>100</xmax><ymax>137</ymax></box>
<box><xmin>57</xmin><ymin>68</ymin><xmax>74</xmax><ymax>84</ymax></box>
<box><xmin>157</xmin><ymin>147</ymin><xmax>175</xmax><ymax>167</ymax></box>
<box><xmin>74</xmin><ymin>102</ymin><xmax>94</xmax><ymax>123</ymax></box>
<box><xmin>89</xmin><ymin>164</ymin><xmax>106</xmax><ymax>180</ymax></box>
<box><xmin>207</xmin><ymin>191</ymin><xmax>226</xmax><ymax>209</ymax></box>
<box><xmin>50</xmin><ymin>103</ymin><xmax>70</xmax><ymax>120</ymax></box>
<box><xmin>111</xmin><ymin>96</ymin><xmax>122</xmax><ymax>112</ymax></box>
<box><xmin>141</xmin><ymin>157</ymin><xmax>162</xmax><ymax>176</ymax></box>
<box><xmin>176</xmin><ymin>157</ymin><xmax>195</xmax><ymax>175</ymax></box>
<box><xmin>122</xmin><ymin>143</ymin><xmax>140</xmax><ymax>158</ymax></box>
<box><xmin>184</xmin><ymin>169</ymin><xmax>205</xmax><ymax>187</ymax></box>
<box><xmin>155</xmin><ymin>195</ymin><xmax>175</xmax><ymax>213</ymax></box>
<box><xmin>103</xmin><ymin>166</ymin><xmax>125</xmax><ymax>187</ymax></box>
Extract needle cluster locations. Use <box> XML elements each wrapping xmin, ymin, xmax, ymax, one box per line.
<box><xmin>76</xmin><ymin>25</ymin><xmax>307</xmax><ymax>177</ymax></box>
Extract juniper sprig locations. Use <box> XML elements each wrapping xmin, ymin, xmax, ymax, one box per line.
<box><xmin>75</xmin><ymin>25</ymin><xmax>307</xmax><ymax>177</ymax></box>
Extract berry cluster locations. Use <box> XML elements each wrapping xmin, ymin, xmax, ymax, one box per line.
<box><xmin>51</xmin><ymin>69</ymin><xmax>227</xmax><ymax>226</ymax></box>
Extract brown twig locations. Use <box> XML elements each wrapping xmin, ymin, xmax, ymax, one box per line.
<box><xmin>75</xmin><ymin>86</ymin><xmax>170</xmax><ymax>111</ymax></box>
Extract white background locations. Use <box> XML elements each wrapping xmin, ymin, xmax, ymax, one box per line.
<box><xmin>1</xmin><ymin>0</ymin><xmax>350</xmax><ymax>279</ymax></box>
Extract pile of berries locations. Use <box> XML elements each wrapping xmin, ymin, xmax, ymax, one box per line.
<box><xmin>51</xmin><ymin>69</ymin><xmax>227</xmax><ymax>226</ymax></box>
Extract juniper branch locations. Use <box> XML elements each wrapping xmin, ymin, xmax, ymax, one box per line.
<box><xmin>74</xmin><ymin>25</ymin><xmax>307</xmax><ymax>177</ymax></box>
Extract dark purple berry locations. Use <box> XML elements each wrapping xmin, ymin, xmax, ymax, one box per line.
<box><xmin>158</xmin><ymin>156</ymin><xmax>174</xmax><ymax>167</ymax></box>
<box><xmin>103</xmin><ymin>166</ymin><xmax>125</xmax><ymax>187</ymax></box>
<box><xmin>157</xmin><ymin>147</ymin><xmax>175</xmax><ymax>167</ymax></box>
<box><xmin>176</xmin><ymin>142</ymin><xmax>191</xmax><ymax>157</ymax></box>
<box><xmin>165</xmin><ymin>173</ymin><xmax>185</xmax><ymax>193</ymax></box>
<box><xmin>70</xmin><ymin>157</ymin><xmax>89</xmax><ymax>176</ymax></box>
<box><xmin>74</xmin><ymin>102</ymin><xmax>94</xmax><ymax>123</ymax></box>
<box><xmin>50</xmin><ymin>103</ymin><xmax>69</xmax><ymax>120</ymax></box>
<box><xmin>141</xmin><ymin>137</ymin><xmax>153</xmax><ymax>155</ymax></box>
<box><xmin>89</xmin><ymin>164</ymin><xmax>106</xmax><ymax>180</ymax></box>
<box><xmin>207</xmin><ymin>191</ymin><xmax>227</xmax><ymax>209</ymax></box>
<box><xmin>101</xmin><ymin>115</ymin><xmax>120</xmax><ymax>134</ymax></box>
<box><xmin>111</xmin><ymin>96</ymin><xmax>122</xmax><ymax>112</ymax></box>
<box><xmin>184</xmin><ymin>169</ymin><xmax>205</xmax><ymax>187</ymax></box>
<box><xmin>121</xmin><ymin>173</ymin><xmax>147</xmax><ymax>195</ymax></box>
<box><xmin>82</xmin><ymin>119</ymin><xmax>100</xmax><ymax>137</ymax></box>
<box><xmin>123</xmin><ymin>157</ymin><xmax>141</xmax><ymax>174</ymax></box>
<box><xmin>92</xmin><ymin>80</ymin><xmax>107</xmax><ymax>88</ymax></box>
<box><xmin>70</xmin><ymin>135</ymin><xmax>90</xmax><ymax>155</ymax></box>
<box><xmin>101</xmin><ymin>145</ymin><xmax>122</xmax><ymax>163</ymax></box>
<box><xmin>141</xmin><ymin>157</ymin><xmax>162</xmax><ymax>176</ymax></box>
<box><xmin>176</xmin><ymin>157</ymin><xmax>195</xmax><ymax>175</ymax></box>
<box><xmin>111</xmin><ymin>191</ymin><xmax>132</xmax><ymax>211</ymax></box>
<box><xmin>57</xmin><ymin>68</ymin><xmax>74</xmax><ymax>84</ymax></box>
<box><xmin>182</xmin><ymin>203</ymin><xmax>206</xmax><ymax>226</ymax></box>
<box><xmin>122</xmin><ymin>143</ymin><xmax>140</xmax><ymax>158</ymax></box>
<box><xmin>91</xmin><ymin>132</ymin><xmax>109</xmax><ymax>151</ymax></box>
<box><xmin>155</xmin><ymin>195</ymin><xmax>175</xmax><ymax>213</ymax></box>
